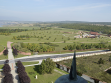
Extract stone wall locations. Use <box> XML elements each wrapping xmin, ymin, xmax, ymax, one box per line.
<box><xmin>52</xmin><ymin>51</ymin><xmax>111</xmax><ymax>62</ymax></box>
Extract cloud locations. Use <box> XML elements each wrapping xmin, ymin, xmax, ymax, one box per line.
<box><xmin>56</xmin><ymin>3</ymin><xmax>111</xmax><ymax>12</ymax></box>
<box><xmin>89</xmin><ymin>4</ymin><xmax>111</xmax><ymax>8</ymax></box>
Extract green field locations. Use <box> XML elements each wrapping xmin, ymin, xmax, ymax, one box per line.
<box><xmin>57</xmin><ymin>54</ymin><xmax>111</xmax><ymax>83</ymax></box>
<box><xmin>0</xmin><ymin>27</ymin><xmax>110</xmax><ymax>53</ymax></box>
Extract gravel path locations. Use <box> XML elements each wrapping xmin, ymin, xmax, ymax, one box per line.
<box><xmin>7</xmin><ymin>41</ymin><xmax>19</xmax><ymax>83</ymax></box>
<box><xmin>7</xmin><ymin>41</ymin><xmax>13</xmax><ymax>49</ymax></box>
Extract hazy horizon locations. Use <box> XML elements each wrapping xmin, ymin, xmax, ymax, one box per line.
<box><xmin>0</xmin><ymin>0</ymin><xmax>111</xmax><ymax>22</ymax></box>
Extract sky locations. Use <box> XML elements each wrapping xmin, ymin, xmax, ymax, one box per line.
<box><xmin>0</xmin><ymin>0</ymin><xmax>111</xmax><ymax>22</ymax></box>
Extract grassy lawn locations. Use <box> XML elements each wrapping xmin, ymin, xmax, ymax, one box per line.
<box><xmin>14</xmin><ymin>53</ymin><xmax>29</xmax><ymax>58</ymax></box>
<box><xmin>25</xmin><ymin>65</ymin><xmax>90</xmax><ymax>83</ymax></box>
<box><xmin>0</xmin><ymin>54</ymin><xmax>8</xmax><ymax>60</ymax></box>
<box><xmin>57</xmin><ymin>54</ymin><xmax>111</xmax><ymax>83</ymax></box>
<box><xmin>0</xmin><ymin>46</ymin><xmax>5</xmax><ymax>52</ymax></box>
<box><xmin>25</xmin><ymin>66</ymin><xmax>63</xmax><ymax>83</ymax></box>
<box><xmin>22</xmin><ymin>61</ymin><xmax>39</xmax><ymax>66</ymax></box>
<box><xmin>0</xmin><ymin>64</ymin><xmax>4</xmax><ymax>69</ymax></box>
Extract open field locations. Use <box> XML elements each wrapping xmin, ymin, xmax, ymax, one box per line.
<box><xmin>57</xmin><ymin>54</ymin><xmax>111</xmax><ymax>83</ymax></box>
<box><xmin>0</xmin><ymin>27</ymin><xmax>111</xmax><ymax>53</ymax></box>
<box><xmin>0</xmin><ymin>27</ymin><xmax>111</xmax><ymax>58</ymax></box>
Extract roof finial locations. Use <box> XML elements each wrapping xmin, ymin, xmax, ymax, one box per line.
<box><xmin>69</xmin><ymin>51</ymin><xmax>77</xmax><ymax>80</ymax></box>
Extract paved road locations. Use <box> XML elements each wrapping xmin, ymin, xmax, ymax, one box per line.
<box><xmin>14</xmin><ymin>50</ymin><xmax>110</xmax><ymax>62</ymax></box>
<box><xmin>0</xmin><ymin>50</ymin><xmax>109</xmax><ymax>64</ymax></box>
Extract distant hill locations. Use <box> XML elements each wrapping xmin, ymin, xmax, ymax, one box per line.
<box><xmin>0</xmin><ymin>20</ymin><xmax>42</xmax><ymax>27</ymax></box>
<box><xmin>0</xmin><ymin>20</ymin><xmax>111</xmax><ymax>26</ymax></box>
<box><xmin>46</xmin><ymin>21</ymin><xmax>111</xmax><ymax>25</ymax></box>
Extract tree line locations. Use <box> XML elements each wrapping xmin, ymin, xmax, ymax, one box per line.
<box><xmin>0</xmin><ymin>29</ymin><xmax>28</xmax><ymax>36</ymax></box>
<box><xmin>63</xmin><ymin>43</ymin><xmax>108</xmax><ymax>50</ymax></box>
<box><xmin>0</xmin><ymin>29</ymin><xmax>28</xmax><ymax>33</ymax></box>
<box><xmin>13</xmin><ymin>43</ymin><xmax>55</xmax><ymax>52</ymax></box>
<box><xmin>57</xmin><ymin>23</ymin><xmax>111</xmax><ymax>35</ymax></box>
<box><xmin>0</xmin><ymin>32</ymin><xmax>11</xmax><ymax>36</ymax></box>
<box><xmin>2</xmin><ymin>60</ymin><xmax>13</xmax><ymax>83</ymax></box>
<box><xmin>17</xmin><ymin>61</ymin><xmax>30</xmax><ymax>83</ymax></box>
<box><xmin>12</xmin><ymin>35</ymin><xmax>44</xmax><ymax>40</ymax></box>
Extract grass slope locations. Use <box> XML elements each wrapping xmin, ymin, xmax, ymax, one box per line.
<box><xmin>57</xmin><ymin>54</ymin><xmax>111</xmax><ymax>83</ymax></box>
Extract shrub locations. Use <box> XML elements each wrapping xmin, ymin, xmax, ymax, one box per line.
<box><xmin>109</xmin><ymin>56</ymin><xmax>111</xmax><ymax>62</ymax></box>
<box><xmin>98</xmin><ymin>58</ymin><xmax>104</xmax><ymax>64</ymax></box>
<box><xmin>64</xmin><ymin>40</ymin><xmax>66</xmax><ymax>43</ymax></box>
<box><xmin>77</xmin><ymin>71</ymin><xmax>82</xmax><ymax>76</ymax></box>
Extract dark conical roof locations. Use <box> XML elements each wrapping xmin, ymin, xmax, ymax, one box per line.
<box><xmin>55</xmin><ymin>51</ymin><xmax>88</xmax><ymax>83</ymax></box>
<box><xmin>69</xmin><ymin>51</ymin><xmax>77</xmax><ymax>80</ymax></box>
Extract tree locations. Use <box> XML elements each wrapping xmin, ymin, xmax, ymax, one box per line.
<box><xmin>68</xmin><ymin>37</ymin><xmax>70</xmax><ymax>40</ymax></box>
<box><xmin>63</xmin><ymin>46</ymin><xmax>68</xmax><ymax>50</ymax></box>
<box><xmin>13</xmin><ymin>48</ymin><xmax>18</xmax><ymax>56</ymax></box>
<box><xmin>54</xmin><ymin>38</ymin><xmax>56</xmax><ymax>41</ymax></box>
<box><xmin>21</xmin><ymin>43</ymin><xmax>27</xmax><ymax>48</ymax></box>
<box><xmin>17</xmin><ymin>61</ymin><xmax>25</xmax><ymax>73</ymax></box>
<box><xmin>38</xmin><ymin>58</ymin><xmax>55</xmax><ymax>74</ymax></box>
<box><xmin>3</xmin><ymin>74</ymin><xmax>13</xmax><ymax>83</ymax></box>
<box><xmin>69</xmin><ymin>45</ymin><xmax>73</xmax><ymax>51</ymax></box>
<box><xmin>108</xmin><ymin>45</ymin><xmax>111</xmax><ymax>51</ymax></box>
<box><xmin>109</xmin><ymin>56</ymin><xmax>111</xmax><ymax>62</ymax></box>
<box><xmin>74</xmin><ymin>38</ymin><xmax>76</xmax><ymax>40</ymax></box>
<box><xmin>62</xmin><ymin>36</ymin><xmax>64</xmax><ymax>39</ymax></box>
<box><xmin>64</xmin><ymin>40</ymin><xmax>66</xmax><ymax>43</ymax></box>
<box><xmin>19</xmin><ymin>74</ymin><xmax>30</xmax><ymax>83</ymax></box>
<box><xmin>45</xmin><ymin>58</ymin><xmax>55</xmax><ymax>74</ymax></box>
<box><xmin>3</xmin><ymin>64</ymin><xmax>11</xmax><ymax>75</ymax></box>
<box><xmin>39</xmin><ymin>59</ymin><xmax>46</xmax><ymax>74</ymax></box>
<box><xmin>5</xmin><ymin>60</ymin><xmax>9</xmax><ymax>64</ymax></box>
<box><xmin>3</xmin><ymin>49</ymin><xmax>8</xmax><ymax>56</ymax></box>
